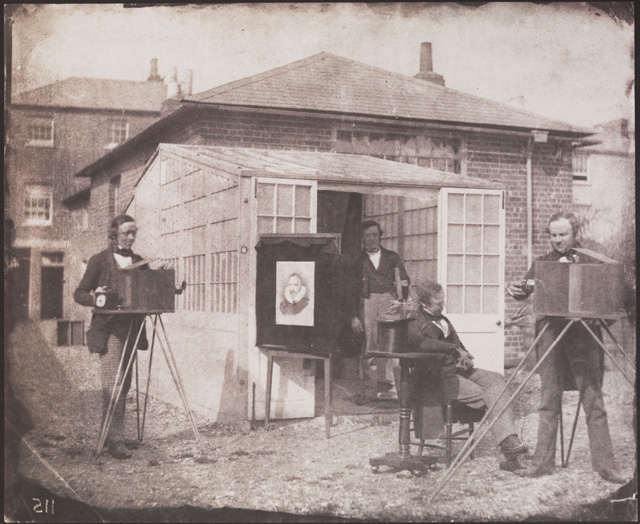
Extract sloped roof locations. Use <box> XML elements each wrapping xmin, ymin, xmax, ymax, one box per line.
<box><xmin>153</xmin><ymin>144</ymin><xmax>502</xmax><ymax>191</ymax></box>
<box><xmin>187</xmin><ymin>53</ymin><xmax>591</xmax><ymax>135</ymax></box>
<box><xmin>13</xmin><ymin>77</ymin><xmax>166</xmax><ymax>112</ymax></box>
<box><xmin>578</xmin><ymin>119</ymin><xmax>634</xmax><ymax>154</ymax></box>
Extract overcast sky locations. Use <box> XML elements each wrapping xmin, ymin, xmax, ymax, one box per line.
<box><xmin>10</xmin><ymin>2</ymin><xmax>634</xmax><ymax>128</ymax></box>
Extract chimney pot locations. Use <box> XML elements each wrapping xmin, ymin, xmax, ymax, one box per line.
<box><xmin>181</xmin><ymin>69</ymin><xmax>193</xmax><ymax>97</ymax></box>
<box><xmin>414</xmin><ymin>42</ymin><xmax>445</xmax><ymax>86</ymax></box>
<box><xmin>166</xmin><ymin>67</ymin><xmax>180</xmax><ymax>99</ymax></box>
<box><xmin>147</xmin><ymin>58</ymin><xmax>162</xmax><ymax>82</ymax></box>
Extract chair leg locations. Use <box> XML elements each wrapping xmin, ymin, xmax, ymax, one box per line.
<box><xmin>445</xmin><ymin>402</ymin><xmax>453</xmax><ymax>468</ymax></box>
<box><xmin>469</xmin><ymin>422</ymin><xmax>475</xmax><ymax>461</ymax></box>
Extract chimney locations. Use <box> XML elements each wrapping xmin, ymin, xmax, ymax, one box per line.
<box><xmin>414</xmin><ymin>42</ymin><xmax>445</xmax><ymax>86</ymax></box>
<box><xmin>166</xmin><ymin>67</ymin><xmax>181</xmax><ymax>99</ymax></box>
<box><xmin>147</xmin><ymin>58</ymin><xmax>162</xmax><ymax>82</ymax></box>
<box><xmin>181</xmin><ymin>69</ymin><xmax>193</xmax><ymax>97</ymax></box>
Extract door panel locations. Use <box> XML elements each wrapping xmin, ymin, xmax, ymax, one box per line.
<box><xmin>439</xmin><ymin>189</ymin><xmax>505</xmax><ymax>374</ymax></box>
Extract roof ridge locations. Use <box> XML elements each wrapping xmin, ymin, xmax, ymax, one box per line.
<box><xmin>187</xmin><ymin>52</ymin><xmax>331</xmax><ymax>101</ymax></box>
<box><xmin>15</xmin><ymin>76</ymin><xmax>164</xmax><ymax>98</ymax></box>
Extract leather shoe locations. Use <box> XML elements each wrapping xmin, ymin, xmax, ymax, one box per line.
<box><xmin>598</xmin><ymin>468</ymin><xmax>627</xmax><ymax>484</ymax></box>
<box><xmin>500</xmin><ymin>457</ymin><xmax>526</xmax><ymax>472</ymax></box>
<box><xmin>108</xmin><ymin>440</ymin><xmax>133</xmax><ymax>459</ymax></box>
<box><xmin>499</xmin><ymin>434</ymin><xmax>527</xmax><ymax>457</ymax></box>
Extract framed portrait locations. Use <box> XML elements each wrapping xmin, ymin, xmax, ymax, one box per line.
<box><xmin>275</xmin><ymin>261</ymin><xmax>315</xmax><ymax>326</ymax></box>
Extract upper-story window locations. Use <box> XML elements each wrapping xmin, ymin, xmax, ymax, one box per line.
<box><xmin>106</xmin><ymin>121</ymin><xmax>129</xmax><ymax>149</ymax></box>
<box><xmin>572</xmin><ymin>151</ymin><xmax>589</xmax><ymax>182</ymax></box>
<box><xmin>26</xmin><ymin>117</ymin><xmax>55</xmax><ymax>147</ymax></box>
<box><xmin>24</xmin><ymin>184</ymin><xmax>53</xmax><ymax>226</ymax></box>
<box><xmin>334</xmin><ymin>129</ymin><xmax>462</xmax><ymax>173</ymax></box>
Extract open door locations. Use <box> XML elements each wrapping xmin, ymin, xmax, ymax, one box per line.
<box><xmin>438</xmin><ymin>189</ymin><xmax>506</xmax><ymax>374</ymax></box>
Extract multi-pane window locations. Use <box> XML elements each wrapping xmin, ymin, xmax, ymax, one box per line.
<box><xmin>572</xmin><ymin>152</ymin><xmax>589</xmax><ymax>182</ymax></box>
<box><xmin>183</xmin><ymin>255</ymin><xmax>206</xmax><ymax>311</ymax></box>
<box><xmin>24</xmin><ymin>185</ymin><xmax>53</xmax><ymax>225</ymax></box>
<box><xmin>256</xmin><ymin>179</ymin><xmax>317</xmax><ymax>234</ymax></box>
<box><xmin>26</xmin><ymin>117</ymin><xmax>55</xmax><ymax>147</ymax></box>
<box><xmin>211</xmin><ymin>251</ymin><xmax>238</xmax><ymax>313</ymax></box>
<box><xmin>445</xmin><ymin>192</ymin><xmax>502</xmax><ymax>315</ymax></box>
<box><xmin>109</xmin><ymin>121</ymin><xmax>129</xmax><ymax>146</ymax></box>
<box><xmin>335</xmin><ymin>130</ymin><xmax>462</xmax><ymax>173</ymax></box>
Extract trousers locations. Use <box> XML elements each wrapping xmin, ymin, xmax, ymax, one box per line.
<box><xmin>440</xmin><ymin>367</ymin><xmax>518</xmax><ymax>446</ymax></box>
<box><xmin>100</xmin><ymin>333</ymin><xmax>134</xmax><ymax>443</ymax></box>
<box><xmin>363</xmin><ymin>292</ymin><xmax>398</xmax><ymax>385</ymax></box>
<box><xmin>533</xmin><ymin>320</ymin><xmax>614</xmax><ymax>472</ymax></box>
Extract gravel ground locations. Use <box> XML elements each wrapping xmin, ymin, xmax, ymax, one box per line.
<box><xmin>6</xmin><ymin>320</ymin><xmax>637</xmax><ymax>522</ymax></box>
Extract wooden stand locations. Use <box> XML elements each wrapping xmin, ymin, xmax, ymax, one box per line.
<box><xmin>260</xmin><ymin>346</ymin><xmax>333</xmax><ymax>439</ymax></box>
<box><xmin>95</xmin><ymin>311</ymin><xmax>201</xmax><ymax>456</ymax></box>
<box><xmin>367</xmin><ymin>351</ymin><xmax>447</xmax><ymax>475</ymax></box>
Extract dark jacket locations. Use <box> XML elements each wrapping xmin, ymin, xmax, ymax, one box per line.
<box><xmin>74</xmin><ymin>248</ymin><xmax>149</xmax><ymax>354</ymax></box>
<box><xmin>407</xmin><ymin>307</ymin><xmax>475</xmax><ymax>439</ymax></box>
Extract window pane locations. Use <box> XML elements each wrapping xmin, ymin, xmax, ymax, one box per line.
<box><xmin>464</xmin><ymin>286</ymin><xmax>481</xmax><ymax>314</ymax></box>
<box><xmin>258</xmin><ymin>217</ymin><xmax>274</xmax><ymax>234</ymax></box>
<box><xmin>275</xmin><ymin>217</ymin><xmax>293</xmax><ymax>233</ymax></box>
<box><xmin>483</xmin><ymin>286</ymin><xmax>499</xmax><ymax>314</ymax></box>
<box><xmin>483</xmin><ymin>195</ymin><xmax>500</xmax><ymax>223</ymax></box>
<box><xmin>447</xmin><ymin>255</ymin><xmax>463</xmax><ymax>283</ymax></box>
<box><xmin>483</xmin><ymin>255</ymin><xmax>500</xmax><ymax>284</ymax></box>
<box><xmin>448</xmin><ymin>194</ymin><xmax>464</xmax><ymax>223</ymax></box>
<box><xmin>295</xmin><ymin>185</ymin><xmax>311</xmax><ymax>216</ymax></box>
<box><xmin>446</xmin><ymin>286</ymin><xmax>463</xmax><ymax>314</ymax></box>
<box><xmin>276</xmin><ymin>185</ymin><xmax>293</xmax><ymax>216</ymax></box>
<box><xmin>465</xmin><ymin>225</ymin><xmax>482</xmax><ymax>253</ymax></box>
<box><xmin>294</xmin><ymin>218</ymin><xmax>311</xmax><ymax>233</ymax></box>
<box><xmin>466</xmin><ymin>194</ymin><xmax>482</xmax><ymax>223</ymax></box>
<box><xmin>465</xmin><ymin>255</ymin><xmax>482</xmax><ymax>284</ymax></box>
<box><xmin>256</xmin><ymin>183</ymin><xmax>274</xmax><ymax>215</ymax></box>
<box><xmin>483</xmin><ymin>226</ymin><xmax>500</xmax><ymax>253</ymax></box>
<box><xmin>448</xmin><ymin>225</ymin><xmax>464</xmax><ymax>252</ymax></box>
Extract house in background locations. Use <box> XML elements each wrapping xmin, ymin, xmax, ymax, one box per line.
<box><xmin>5</xmin><ymin>59</ymin><xmax>178</xmax><ymax>322</ymax></box>
<box><xmin>572</xmin><ymin>118</ymin><xmax>635</xmax><ymax>245</ymax></box>
<box><xmin>62</xmin><ymin>43</ymin><xmax>595</xmax><ymax>423</ymax></box>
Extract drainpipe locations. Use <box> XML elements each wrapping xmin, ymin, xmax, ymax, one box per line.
<box><xmin>526</xmin><ymin>137</ymin><xmax>533</xmax><ymax>268</ymax></box>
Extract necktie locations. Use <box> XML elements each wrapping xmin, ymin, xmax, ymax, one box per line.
<box><xmin>114</xmin><ymin>247</ymin><xmax>133</xmax><ymax>257</ymax></box>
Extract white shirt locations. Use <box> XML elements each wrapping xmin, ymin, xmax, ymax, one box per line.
<box><xmin>367</xmin><ymin>249</ymin><xmax>381</xmax><ymax>270</ymax></box>
<box><xmin>432</xmin><ymin>318</ymin><xmax>450</xmax><ymax>338</ymax></box>
<box><xmin>113</xmin><ymin>251</ymin><xmax>132</xmax><ymax>269</ymax></box>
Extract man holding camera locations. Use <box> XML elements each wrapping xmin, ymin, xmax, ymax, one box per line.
<box><xmin>74</xmin><ymin>214</ymin><xmax>149</xmax><ymax>459</ymax></box>
<box><xmin>507</xmin><ymin>211</ymin><xmax>626</xmax><ymax>483</ymax></box>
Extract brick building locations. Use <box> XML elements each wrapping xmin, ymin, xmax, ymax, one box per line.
<box><xmin>6</xmin><ymin>61</ymin><xmax>168</xmax><ymax>321</ymax></box>
<box><xmin>63</xmin><ymin>44</ymin><xmax>596</xmax><ymax>422</ymax></box>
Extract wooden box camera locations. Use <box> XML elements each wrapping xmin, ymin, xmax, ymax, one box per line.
<box><xmin>117</xmin><ymin>269</ymin><xmax>176</xmax><ymax>312</ymax></box>
<box><xmin>533</xmin><ymin>261</ymin><xmax>626</xmax><ymax>319</ymax></box>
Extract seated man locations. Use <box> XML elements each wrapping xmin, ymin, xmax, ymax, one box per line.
<box><xmin>409</xmin><ymin>281</ymin><xmax>527</xmax><ymax>471</ymax></box>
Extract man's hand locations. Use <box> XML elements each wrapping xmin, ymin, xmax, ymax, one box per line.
<box><xmin>351</xmin><ymin>317</ymin><xmax>363</xmax><ymax>333</ymax></box>
<box><xmin>507</xmin><ymin>281</ymin><xmax>528</xmax><ymax>299</ymax></box>
<box><xmin>456</xmin><ymin>355</ymin><xmax>474</xmax><ymax>372</ymax></box>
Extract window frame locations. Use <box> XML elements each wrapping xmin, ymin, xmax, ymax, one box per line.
<box><xmin>254</xmin><ymin>177</ymin><xmax>318</xmax><ymax>235</ymax></box>
<box><xmin>24</xmin><ymin>184</ymin><xmax>53</xmax><ymax>226</ymax></box>
<box><xmin>572</xmin><ymin>151</ymin><xmax>589</xmax><ymax>184</ymax></box>
<box><xmin>106</xmin><ymin>120</ymin><xmax>129</xmax><ymax>149</ymax></box>
<box><xmin>26</xmin><ymin>117</ymin><xmax>55</xmax><ymax>147</ymax></box>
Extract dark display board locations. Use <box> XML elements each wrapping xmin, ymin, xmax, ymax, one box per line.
<box><xmin>255</xmin><ymin>234</ymin><xmax>341</xmax><ymax>355</ymax></box>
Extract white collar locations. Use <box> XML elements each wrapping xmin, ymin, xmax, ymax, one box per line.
<box><xmin>284</xmin><ymin>285</ymin><xmax>307</xmax><ymax>304</ymax></box>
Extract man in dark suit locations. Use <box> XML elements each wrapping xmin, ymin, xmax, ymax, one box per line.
<box><xmin>74</xmin><ymin>214</ymin><xmax>148</xmax><ymax>459</ymax></box>
<box><xmin>410</xmin><ymin>280</ymin><xmax>527</xmax><ymax>470</ymax></box>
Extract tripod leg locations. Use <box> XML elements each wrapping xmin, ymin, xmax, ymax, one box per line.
<box><xmin>430</xmin><ymin>319</ymin><xmax>577</xmax><ymax>503</ymax></box>
<box><xmin>135</xmin><ymin>348</ymin><xmax>140</xmax><ymax>441</ymax></box>
<box><xmin>97</xmin><ymin>320</ymin><xmax>145</xmax><ymax>455</ymax></box>
<box><xmin>559</xmin><ymin>403</ymin><xmax>565</xmax><ymax>468</ymax></box>
<box><xmin>140</xmin><ymin>314</ymin><xmax>158</xmax><ymax>443</ymax></box>
<box><xmin>597</xmin><ymin>319</ymin><xmax>636</xmax><ymax>372</ymax></box>
<box><xmin>563</xmin><ymin>389</ymin><xmax>582</xmax><ymax>468</ymax></box>
<box><xmin>265</xmin><ymin>352</ymin><xmax>274</xmax><ymax>430</ymax></box>
<box><xmin>580</xmin><ymin>320</ymin><xmax>635</xmax><ymax>386</ymax></box>
<box><xmin>157</xmin><ymin>315</ymin><xmax>201</xmax><ymax>444</ymax></box>
<box><xmin>438</xmin><ymin>320</ymin><xmax>551</xmax><ymax>476</ymax></box>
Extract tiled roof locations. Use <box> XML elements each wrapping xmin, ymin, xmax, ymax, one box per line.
<box><xmin>13</xmin><ymin>77</ymin><xmax>166</xmax><ymax>112</ymax></box>
<box><xmin>186</xmin><ymin>53</ymin><xmax>591</xmax><ymax>135</ymax></box>
<box><xmin>155</xmin><ymin>144</ymin><xmax>502</xmax><ymax>191</ymax></box>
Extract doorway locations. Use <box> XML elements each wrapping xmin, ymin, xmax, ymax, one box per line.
<box><xmin>40</xmin><ymin>252</ymin><xmax>64</xmax><ymax>320</ymax></box>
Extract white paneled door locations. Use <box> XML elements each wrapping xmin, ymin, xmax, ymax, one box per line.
<box><xmin>438</xmin><ymin>188</ymin><xmax>506</xmax><ymax>374</ymax></box>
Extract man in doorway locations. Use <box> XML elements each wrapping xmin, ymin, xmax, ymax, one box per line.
<box><xmin>507</xmin><ymin>211</ymin><xmax>627</xmax><ymax>483</ymax></box>
<box><xmin>350</xmin><ymin>220</ymin><xmax>410</xmax><ymax>399</ymax></box>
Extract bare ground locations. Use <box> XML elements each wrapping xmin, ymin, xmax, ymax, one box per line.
<box><xmin>5</xmin><ymin>320</ymin><xmax>637</xmax><ymax>522</ymax></box>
